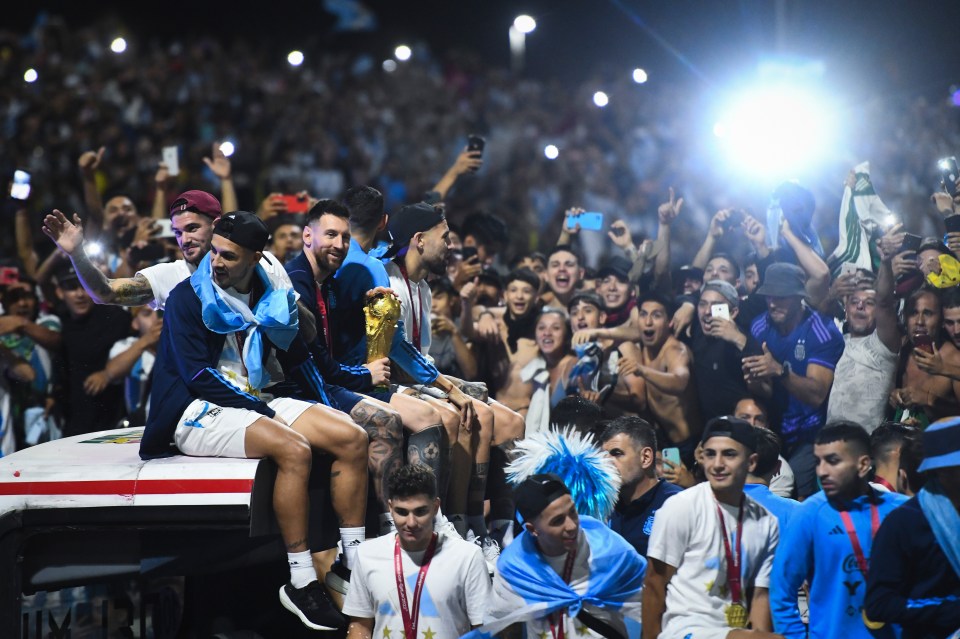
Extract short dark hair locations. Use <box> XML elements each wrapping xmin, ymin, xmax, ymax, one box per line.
<box><xmin>816</xmin><ymin>420</ymin><xmax>871</xmax><ymax>456</ymax></box>
<box><xmin>547</xmin><ymin>244</ymin><xmax>581</xmax><ymax>265</ymax></box>
<box><xmin>710</xmin><ymin>253</ymin><xmax>742</xmax><ymax>279</ymax></box>
<box><xmin>506</xmin><ymin>268</ymin><xmax>540</xmax><ymax>292</ymax></box>
<box><xmin>637</xmin><ymin>290</ymin><xmax>675</xmax><ymax>317</ymax></box>
<box><xmin>752</xmin><ymin>427</ymin><xmax>782</xmax><ymax>477</ymax></box>
<box><xmin>568</xmin><ymin>291</ymin><xmax>604</xmax><ymax>314</ymax></box>
<box><xmin>306</xmin><ymin>198</ymin><xmax>349</xmax><ymax>226</ymax></box>
<box><xmin>598</xmin><ymin>416</ymin><xmax>657</xmax><ymax>451</ymax></box>
<box><xmin>462</xmin><ymin>212</ymin><xmax>507</xmax><ymax>250</ymax></box>
<box><xmin>510</xmin><ymin>252</ymin><xmax>546</xmax><ymax>270</ymax></box>
<box><xmin>941</xmin><ymin>287</ymin><xmax>960</xmax><ymax>312</ymax></box>
<box><xmin>552</xmin><ymin>395</ymin><xmax>602</xmax><ymax>437</ymax></box>
<box><xmin>429</xmin><ymin>277</ymin><xmax>458</xmax><ymax>298</ymax></box>
<box><xmin>871</xmin><ymin>421</ymin><xmax>925</xmax><ymax>491</ymax></box>
<box><xmin>387</xmin><ymin>464</ymin><xmax>437</xmax><ymax>500</ymax></box>
<box><xmin>343</xmin><ymin>185</ymin><xmax>384</xmax><ymax>233</ymax></box>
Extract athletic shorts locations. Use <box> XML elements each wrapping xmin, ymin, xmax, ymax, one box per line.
<box><xmin>325</xmin><ymin>384</ymin><xmax>394</xmax><ymax>414</ymax></box>
<box><xmin>174</xmin><ymin>396</ymin><xmax>315</xmax><ymax>459</ymax></box>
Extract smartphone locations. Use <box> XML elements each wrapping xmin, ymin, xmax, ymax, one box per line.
<box><xmin>913</xmin><ymin>332</ymin><xmax>934</xmax><ymax>354</ymax></box>
<box><xmin>662</xmin><ymin>447</ymin><xmax>681</xmax><ymax>469</ymax></box>
<box><xmin>279</xmin><ymin>194</ymin><xmax>310</xmax><ymax>214</ymax></box>
<box><xmin>155</xmin><ymin>218</ymin><xmax>175</xmax><ymax>239</ymax></box>
<box><xmin>900</xmin><ymin>233</ymin><xmax>922</xmax><ymax>254</ymax></box>
<box><xmin>467</xmin><ymin>135</ymin><xmax>485</xmax><ymax>154</ymax></box>
<box><xmin>461</xmin><ymin>246</ymin><xmax>479</xmax><ymax>261</ymax></box>
<box><xmin>162</xmin><ymin>146</ymin><xmax>180</xmax><ymax>177</ymax></box>
<box><xmin>839</xmin><ymin>262</ymin><xmax>858</xmax><ymax>278</ymax></box>
<box><xmin>940</xmin><ymin>156</ymin><xmax>959</xmax><ymax>197</ymax></box>
<box><xmin>711</xmin><ymin>303</ymin><xmax>731</xmax><ymax>321</ymax></box>
<box><xmin>566</xmin><ymin>211</ymin><xmax>605</xmax><ymax>231</ymax></box>
<box><xmin>722</xmin><ymin>209</ymin><xmax>745</xmax><ymax>233</ymax></box>
<box><xmin>945</xmin><ymin>215</ymin><xmax>960</xmax><ymax>234</ymax></box>
<box><xmin>10</xmin><ymin>170</ymin><xmax>30</xmax><ymax>200</ymax></box>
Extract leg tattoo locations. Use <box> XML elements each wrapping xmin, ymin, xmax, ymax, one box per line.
<box><xmin>350</xmin><ymin>401</ymin><xmax>403</xmax><ymax>513</ymax></box>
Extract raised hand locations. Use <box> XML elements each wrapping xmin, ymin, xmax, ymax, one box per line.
<box><xmin>78</xmin><ymin>147</ymin><xmax>106</xmax><ymax>177</ymax></box>
<box><xmin>658</xmin><ymin>187</ymin><xmax>684</xmax><ymax>225</ymax></box>
<box><xmin>203</xmin><ymin>141</ymin><xmax>232</xmax><ymax>180</ymax></box>
<box><xmin>608</xmin><ymin>220</ymin><xmax>634</xmax><ymax>249</ymax></box>
<box><xmin>42</xmin><ymin>210</ymin><xmax>86</xmax><ymax>255</ymax></box>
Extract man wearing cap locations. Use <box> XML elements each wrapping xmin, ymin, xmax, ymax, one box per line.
<box><xmin>743</xmin><ymin>262</ymin><xmax>844</xmax><ymax>498</ymax></box>
<box><xmin>691</xmin><ymin>280</ymin><xmax>764</xmax><ymax>420</ymax></box>
<box><xmin>597</xmin><ymin>255</ymin><xmax>637</xmax><ymax>328</ymax></box>
<box><xmin>864</xmin><ymin>416</ymin><xmax>960</xmax><ymax>637</ymax></box>
<box><xmin>140</xmin><ymin>210</ymin><xmax>370</xmax><ymax>631</ymax></box>
<box><xmin>384</xmin><ymin>202</ymin><xmax>527</xmax><ymax>559</ymax></box>
<box><xmin>468</xmin><ymin>473</ymin><xmax>645</xmax><ymax>639</ymax></box>
<box><xmin>771</xmin><ymin>421</ymin><xmax>907</xmax><ymax>639</ymax></box>
<box><xmin>825</xmin><ymin>239</ymin><xmax>899</xmax><ymax>433</ymax></box>
<box><xmin>644</xmin><ymin>417</ymin><xmax>782</xmax><ymax>639</ymax></box>
<box><xmin>53</xmin><ymin>264</ymin><xmax>132</xmax><ymax>437</ymax></box>
<box><xmin>42</xmin><ymin>190</ymin><xmax>293</xmax><ymax>312</ymax></box>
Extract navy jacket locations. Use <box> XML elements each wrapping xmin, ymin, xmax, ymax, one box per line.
<box><xmin>284</xmin><ymin>252</ymin><xmax>372</xmax><ymax>391</ymax></box>
<box><xmin>864</xmin><ymin>496</ymin><xmax>960</xmax><ymax>639</ymax></box>
<box><xmin>139</xmin><ymin>277</ymin><xmax>327</xmax><ymax>459</ymax></box>
<box><xmin>609</xmin><ymin>478</ymin><xmax>683</xmax><ymax>558</ymax></box>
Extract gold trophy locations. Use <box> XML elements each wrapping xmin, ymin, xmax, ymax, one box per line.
<box><xmin>364</xmin><ymin>292</ymin><xmax>401</xmax><ymax>391</ymax></box>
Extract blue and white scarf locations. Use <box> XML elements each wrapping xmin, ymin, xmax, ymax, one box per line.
<box><xmin>190</xmin><ymin>253</ymin><xmax>298</xmax><ymax>390</ymax></box>
<box><xmin>918</xmin><ymin>478</ymin><xmax>960</xmax><ymax>580</ymax></box>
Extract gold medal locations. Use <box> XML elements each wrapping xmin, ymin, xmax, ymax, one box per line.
<box><xmin>725</xmin><ymin>603</ymin><xmax>748</xmax><ymax>628</ymax></box>
<box><xmin>861</xmin><ymin>608</ymin><xmax>885</xmax><ymax>630</ymax></box>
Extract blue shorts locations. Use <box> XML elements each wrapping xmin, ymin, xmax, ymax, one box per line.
<box><xmin>325</xmin><ymin>384</ymin><xmax>394</xmax><ymax>414</ymax></box>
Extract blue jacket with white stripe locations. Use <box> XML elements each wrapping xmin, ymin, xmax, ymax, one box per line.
<box><xmin>139</xmin><ymin>277</ymin><xmax>327</xmax><ymax>460</ymax></box>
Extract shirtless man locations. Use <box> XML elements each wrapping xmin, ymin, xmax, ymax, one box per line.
<box><xmin>617</xmin><ymin>292</ymin><xmax>702</xmax><ymax>467</ymax></box>
<box><xmin>890</xmin><ymin>288</ymin><xmax>960</xmax><ymax>426</ymax></box>
<box><xmin>567</xmin><ymin>292</ymin><xmax>646</xmax><ymax>416</ymax></box>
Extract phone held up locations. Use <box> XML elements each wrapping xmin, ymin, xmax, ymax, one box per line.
<box><xmin>565</xmin><ymin>211</ymin><xmax>605</xmax><ymax>232</ymax></box>
<box><xmin>279</xmin><ymin>194</ymin><xmax>310</xmax><ymax>214</ymax></box>
<box><xmin>10</xmin><ymin>170</ymin><xmax>30</xmax><ymax>200</ymax></box>
<box><xmin>662</xmin><ymin>447</ymin><xmax>681</xmax><ymax>469</ymax></box>
<box><xmin>467</xmin><ymin>135</ymin><xmax>485</xmax><ymax>171</ymax></box>
<box><xmin>939</xmin><ymin>156</ymin><xmax>959</xmax><ymax>197</ymax></box>
<box><xmin>710</xmin><ymin>303</ymin><xmax>731</xmax><ymax>321</ymax></box>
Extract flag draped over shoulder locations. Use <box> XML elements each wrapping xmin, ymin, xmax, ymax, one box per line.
<box><xmin>827</xmin><ymin>161</ymin><xmax>892</xmax><ymax>276</ymax></box>
<box><xmin>461</xmin><ymin>516</ymin><xmax>646</xmax><ymax>639</ymax></box>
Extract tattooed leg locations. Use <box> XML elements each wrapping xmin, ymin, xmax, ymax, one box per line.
<box><xmin>350</xmin><ymin>398</ymin><xmax>404</xmax><ymax>513</ymax></box>
<box><xmin>467</xmin><ymin>400</ymin><xmax>494</xmax><ymax>535</ymax></box>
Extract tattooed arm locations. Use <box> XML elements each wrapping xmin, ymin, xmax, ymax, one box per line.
<box><xmin>43</xmin><ymin>209</ymin><xmax>157</xmax><ymax>306</ymax></box>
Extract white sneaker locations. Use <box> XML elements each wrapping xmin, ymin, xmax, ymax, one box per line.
<box><xmin>434</xmin><ymin>515</ymin><xmax>463</xmax><ymax>540</ymax></box>
<box><xmin>475</xmin><ymin>536</ymin><xmax>500</xmax><ymax>574</ymax></box>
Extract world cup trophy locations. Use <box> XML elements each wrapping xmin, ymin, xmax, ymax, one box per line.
<box><xmin>364</xmin><ymin>291</ymin><xmax>401</xmax><ymax>391</ymax></box>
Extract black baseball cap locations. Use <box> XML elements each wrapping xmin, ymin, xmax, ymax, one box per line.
<box><xmin>514</xmin><ymin>473</ymin><xmax>571</xmax><ymax>522</ymax></box>
<box><xmin>701</xmin><ymin>416</ymin><xmax>758</xmax><ymax>452</ymax></box>
<box><xmin>384</xmin><ymin>202</ymin><xmax>445</xmax><ymax>258</ymax></box>
<box><xmin>597</xmin><ymin>255</ymin><xmax>632</xmax><ymax>282</ymax></box>
<box><xmin>213</xmin><ymin>211</ymin><xmax>270</xmax><ymax>252</ymax></box>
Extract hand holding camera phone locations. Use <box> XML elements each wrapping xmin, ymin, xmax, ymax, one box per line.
<box><xmin>162</xmin><ymin>146</ymin><xmax>180</xmax><ymax>177</ymax></box>
<box><xmin>900</xmin><ymin>233</ymin><xmax>922</xmax><ymax>255</ymax></box>
<box><xmin>279</xmin><ymin>194</ymin><xmax>310</xmax><ymax>214</ymax></box>
<box><xmin>466</xmin><ymin>135</ymin><xmax>485</xmax><ymax>171</ymax></box>
<box><xmin>940</xmin><ymin>156</ymin><xmax>959</xmax><ymax>197</ymax></box>
<box><xmin>913</xmin><ymin>332</ymin><xmax>934</xmax><ymax>354</ymax></box>
<box><xmin>711</xmin><ymin>303</ymin><xmax>731</xmax><ymax>321</ymax></box>
<box><xmin>565</xmin><ymin>211</ymin><xmax>605</xmax><ymax>232</ymax></box>
<box><xmin>10</xmin><ymin>170</ymin><xmax>30</xmax><ymax>200</ymax></box>
<box><xmin>662</xmin><ymin>447</ymin><xmax>681</xmax><ymax>469</ymax></box>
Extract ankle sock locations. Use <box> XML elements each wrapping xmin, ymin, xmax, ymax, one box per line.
<box><xmin>287</xmin><ymin>550</ymin><xmax>315</xmax><ymax>588</ymax></box>
<box><xmin>340</xmin><ymin>526</ymin><xmax>366</xmax><ymax>569</ymax></box>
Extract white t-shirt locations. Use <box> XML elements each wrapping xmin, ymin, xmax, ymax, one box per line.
<box><xmin>342</xmin><ymin>531</ymin><xmax>490</xmax><ymax>639</ymax></box>
<box><xmin>769</xmin><ymin>455</ymin><xmax>795</xmax><ymax>498</ymax></box>
<box><xmin>647</xmin><ymin>482</ymin><xmax>780</xmax><ymax>639</ymax></box>
<box><xmin>137</xmin><ymin>251</ymin><xmax>292</xmax><ymax>311</ymax></box>
<box><xmin>385</xmin><ymin>260</ymin><xmax>433</xmax><ymax>357</ymax></box>
<box><xmin>109</xmin><ymin>336</ymin><xmax>156</xmax><ymax>415</ymax></box>
<box><xmin>826</xmin><ymin>331</ymin><xmax>897</xmax><ymax>433</ymax></box>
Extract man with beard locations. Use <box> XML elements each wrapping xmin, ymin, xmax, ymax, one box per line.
<box><xmin>771</xmin><ymin>422</ymin><xmax>907</xmax><ymax>639</ymax></box>
<box><xmin>825</xmin><ymin>245</ymin><xmax>899</xmax><ymax>432</ymax></box>
<box><xmin>384</xmin><ymin>203</ymin><xmax>526</xmax><ymax>562</ymax></box>
<box><xmin>541</xmin><ymin>245</ymin><xmax>584</xmax><ymax>308</ymax></box>
<box><xmin>890</xmin><ymin>288</ymin><xmax>960</xmax><ymax>427</ymax></box>
<box><xmin>618</xmin><ymin>292</ymin><xmax>703</xmax><ymax>467</ymax></box>
<box><xmin>744</xmin><ymin>263</ymin><xmax>844</xmax><ymax>498</ymax></box>
<box><xmin>285</xmin><ymin>200</ymin><xmax>450</xmax><ymax>539</ymax></box>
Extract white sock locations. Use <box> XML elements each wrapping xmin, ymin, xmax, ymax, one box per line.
<box><xmin>379</xmin><ymin>513</ymin><xmax>397</xmax><ymax>535</ymax></box>
<box><xmin>468</xmin><ymin>515</ymin><xmax>488</xmax><ymax>538</ymax></box>
<box><xmin>490</xmin><ymin>519</ymin><xmax>515</xmax><ymax>547</ymax></box>
<box><xmin>449</xmin><ymin>513</ymin><xmax>468</xmax><ymax>537</ymax></box>
<box><xmin>340</xmin><ymin>526</ymin><xmax>366</xmax><ymax>569</ymax></box>
<box><xmin>287</xmin><ymin>550</ymin><xmax>315</xmax><ymax>588</ymax></box>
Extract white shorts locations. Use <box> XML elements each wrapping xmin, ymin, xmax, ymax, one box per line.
<box><xmin>174</xmin><ymin>397</ymin><xmax>315</xmax><ymax>459</ymax></box>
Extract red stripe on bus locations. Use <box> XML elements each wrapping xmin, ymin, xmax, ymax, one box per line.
<box><xmin>0</xmin><ymin>478</ymin><xmax>254</xmax><ymax>496</ymax></box>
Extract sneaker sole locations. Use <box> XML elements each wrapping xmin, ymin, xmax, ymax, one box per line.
<box><xmin>324</xmin><ymin>570</ymin><xmax>350</xmax><ymax>596</ymax></box>
<box><xmin>278</xmin><ymin>586</ymin><xmax>340</xmax><ymax>631</ymax></box>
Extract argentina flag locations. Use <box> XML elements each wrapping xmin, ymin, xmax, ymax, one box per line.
<box><xmin>462</xmin><ymin>516</ymin><xmax>645</xmax><ymax>639</ymax></box>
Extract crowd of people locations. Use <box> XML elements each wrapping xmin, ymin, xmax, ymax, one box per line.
<box><xmin>1</xmin><ymin>12</ymin><xmax>960</xmax><ymax>639</ymax></box>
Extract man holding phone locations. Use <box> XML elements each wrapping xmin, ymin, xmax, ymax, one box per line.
<box><xmin>690</xmin><ymin>280</ymin><xmax>764</xmax><ymax>421</ymax></box>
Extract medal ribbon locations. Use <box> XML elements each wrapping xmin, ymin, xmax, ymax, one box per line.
<box><xmin>839</xmin><ymin>501</ymin><xmax>880</xmax><ymax>577</ymax></box>
<box><xmin>314</xmin><ymin>282</ymin><xmax>333</xmax><ymax>351</ymax></box>
<box><xmin>548</xmin><ymin>548</ymin><xmax>578</xmax><ymax>639</ymax></box>
<box><xmin>716</xmin><ymin>497</ymin><xmax>745</xmax><ymax>606</ymax></box>
<box><xmin>395</xmin><ymin>532</ymin><xmax>438</xmax><ymax>639</ymax></box>
<box><xmin>397</xmin><ymin>262</ymin><xmax>423</xmax><ymax>352</ymax></box>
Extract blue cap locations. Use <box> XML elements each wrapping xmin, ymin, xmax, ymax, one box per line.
<box><xmin>918</xmin><ymin>417</ymin><xmax>960</xmax><ymax>473</ymax></box>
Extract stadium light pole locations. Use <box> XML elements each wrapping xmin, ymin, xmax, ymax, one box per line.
<box><xmin>510</xmin><ymin>15</ymin><xmax>536</xmax><ymax>73</ymax></box>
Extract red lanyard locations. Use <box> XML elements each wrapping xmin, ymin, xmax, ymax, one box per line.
<box><xmin>715</xmin><ymin>497</ymin><xmax>745</xmax><ymax>606</ymax></box>
<box><xmin>839</xmin><ymin>501</ymin><xmax>880</xmax><ymax>577</ymax></box>
<box><xmin>395</xmin><ymin>533</ymin><xmax>438</xmax><ymax>639</ymax></box>
<box><xmin>872</xmin><ymin>475</ymin><xmax>896</xmax><ymax>493</ymax></box>
<box><xmin>314</xmin><ymin>281</ymin><xmax>332</xmax><ymax>351</ymax></box>
<box><xmin>548</xmin><ymin>548</ymin><xmax>578</xmax><ymax>639</ymax></box>
<box><xmin>396</xmin><ymin>262</ymin><xmax>423</xmax><ymax>353</ymax></box>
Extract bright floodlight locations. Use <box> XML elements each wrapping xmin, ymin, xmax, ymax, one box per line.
<box><xmin>287</xmin><ymin>50</ymin><xmax>304</xmax><ymax>66</ymax></box>
<box><xmin>713</xmin><ymin>85</ymin><xmax>835</xmax><ymax>176</ymax></box>
<box><xmin>632</xmin><ymin>68</ymin><xmax>648</xmax><ymax>84</ymax></box>
<box><xmin>514</xmin><ymin>15</ymin><xmax>537</xmax><ymax>34</ymax></box>
<box><xmin>394</xmin><ymin>45</ymin><xmax>412</xmax><ymax>62</ymax></box>
<box><xmin>23</xmin><ymin>68</ymin><xmax>38</xmax><ymax>83</ymax></box>
<box><xmin>85</xmin><ymin>242</ymin><xmax>103</xmax><ymax>258</ymax></box>
<box><xmin>544</xmin><ymin>144</ymin><xmax>559</xmax><ymax>160</ymax></box>
<box><xmin>593</xmin><ymin>91</ymin><xmax>609</xmax><ymax>108</ymax></box>
<box><xmin>382</xmin><ymin>59</ymin><xmax>397</xmax><ymax>73</ymax></box>
<box><xmin>219</xmin><ymin>141</ymin><xmax>236</xmax><ymax>157</ymax></box>
<box><xmin>110</xmin><ymin>37</ymin><xmax>127</xmax><ymax>54</ymax></box>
